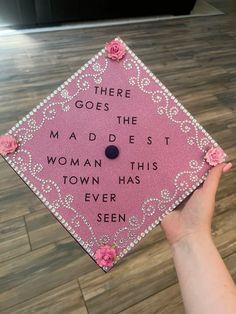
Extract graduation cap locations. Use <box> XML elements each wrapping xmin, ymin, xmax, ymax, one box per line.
<box><xmin>0</xmin><ymin>38</ymin><xmax>227</xmax><ymax>272</ymax></box>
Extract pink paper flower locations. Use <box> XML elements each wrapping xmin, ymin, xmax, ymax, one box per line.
<box><xmin>105</xmin><ymin>39</ymin><xmax>126</xmax><ymax>61</ymax></box>
<box><xmin>95</xmin><ymin>244</ymin><xmax>117</xmax><ymax>267</ymax></box>
<box><xmin>0</xmin><ymin>134</ymin><xmax>18</xmax><ymax>156</ymax></box>
<box><xmin>204</xmin><ymin>146</ymin><xmax>226</xmax><ymax>166</ymax></box>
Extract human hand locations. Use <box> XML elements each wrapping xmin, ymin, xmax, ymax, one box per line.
<box><xmin>161</xmin><ymin>162</ymin><xmax>233</xmax><ymax>247</ymax></box>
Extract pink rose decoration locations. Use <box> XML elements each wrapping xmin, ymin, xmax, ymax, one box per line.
<box><xmin>95</xmin><ymin>244</ymin><xmax>117</xmax><ymax>267</ymax></box>
<box><xmin>105</xmin><ymin>39</ymin><xmax>126</xmax><ymax>61</ymax></box>
<box><xmin>0</xmin><ymin>134</ymin><xmax>18</xmax><ymax>156</ymax></box>
<box><xmin>204</xmin><ymin>146</ymin><xmax>226</xmax><ymax>166</ymax></box>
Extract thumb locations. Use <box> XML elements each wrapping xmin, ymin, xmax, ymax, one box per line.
<box><xmin>203</xmin><ymin>163</ymin><xmax>225</xmax><ymax>196</ymax></box>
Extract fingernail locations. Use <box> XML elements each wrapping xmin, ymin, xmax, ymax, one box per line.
<box><xmin>223</xmin><ymin>162</ymin><xmax>232</xmax><ymax>173</ymax></box>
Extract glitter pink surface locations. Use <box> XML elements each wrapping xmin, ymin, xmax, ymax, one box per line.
<box><xmin>3</xmin><ymin>38</ymin><xmax>225</xmax><ymax>271</ymax></box>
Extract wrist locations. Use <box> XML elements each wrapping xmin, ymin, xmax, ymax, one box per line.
<box><xmin>170</xmin><ymin>231</ymin><xmax>213</xmax><ymax>253</ymax></box>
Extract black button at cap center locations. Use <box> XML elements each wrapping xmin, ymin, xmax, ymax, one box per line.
<box><xmin>105</xmin><ymin>145</ymin><xmax>119</xmax><ymax>159</ymax></box>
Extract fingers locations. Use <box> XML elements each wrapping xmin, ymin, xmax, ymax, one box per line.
<box><xmin>223</xmin><ymin>162</ymin><xmax>232</xmax><ymax>173</ymax></box>
<box><xmin>203</xmin><ymin>163</ymin><xmax>226</xmax><ymax>195</ymax></box>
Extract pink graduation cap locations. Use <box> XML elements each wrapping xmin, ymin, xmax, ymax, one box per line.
<box><xmin>0</xmin><ymin>38</ymin><xmax>227</xmax><ymax>272</ymax></box>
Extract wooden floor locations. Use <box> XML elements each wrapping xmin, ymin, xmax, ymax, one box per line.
<box><xmin>0</xmin><ymin>1</ymin><xmax>236</xmax><ymax>313</ymax></box>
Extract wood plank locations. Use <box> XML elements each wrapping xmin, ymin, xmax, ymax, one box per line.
<box><xmin>0</xmin><ymin>160</ymin><xmax>43</xmax><ymax>223</ymax></box>
<box><xmin>0</xmin><ymin>216</ymin><xmax>30</xmax><ymax>263</ymax></box>
<box><xmin>120</xmin><ymin>283</ymin><xmax>184</xmax><ymax>314</ymax></box>
<box><xmin>0</xmin><ymin>238</ymin><xmax>96</xmax><ymax>311</ymax></box>
<box><xmin>216</xmin><ymin>169</ymin><xmax>236</xmax><ymax>215</ymax></box>
<box><xmin>25</xmin><ymin>208</ymin><xmax>69</xmax><ymax>250</ymax></box>
<box><xmin>1</xmin><ymin>280</ymin><xmax>88</xmax><ymax>314</ymax></box>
